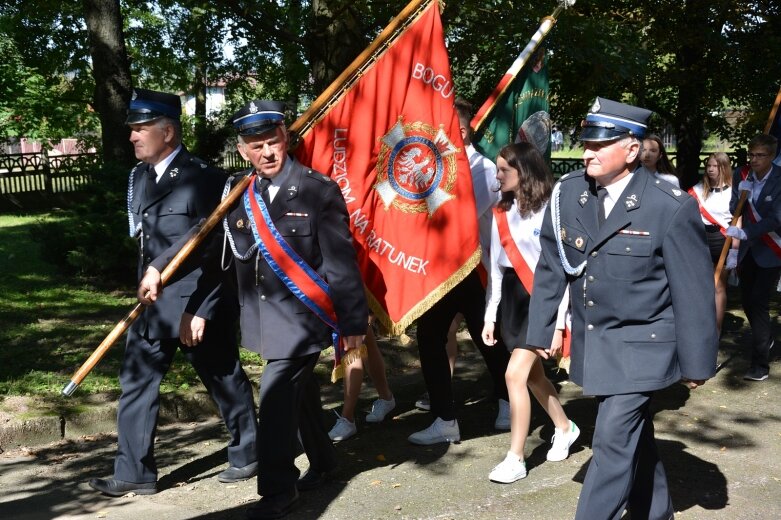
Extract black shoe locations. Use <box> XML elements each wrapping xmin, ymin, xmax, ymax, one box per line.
<box><xmin>218</xmin><ymin>462</ymin><xmax>258</xmax><ymax>483</ymax></box>
<box><xmin>246</xmin><ymin>489</ymin><xmax>299</xmax><ymax>519</ymax></box>
<box><xmin>743</xmin><ymin>366</ymin><xmax>769</xmax><ymax>381</ymax></box>
<box><xmin>296</xmin><ymin>468</ymin><xmax>332</xmax><ymax>491</ymax></box>
<box><xmin>88</xmin><ymin>477</ymin><xmax>157</xmax><ymax>497</ymax></box>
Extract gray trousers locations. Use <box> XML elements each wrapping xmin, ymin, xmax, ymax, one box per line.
<box><xmin>256</xmin><ymin>352</ymin><xmax>337</xmax><ymax>497</ymax></box>
<box><xmin>575</xmin><ymin>392</ymin><xmax>674</xmax><ymax>520</ymax></box>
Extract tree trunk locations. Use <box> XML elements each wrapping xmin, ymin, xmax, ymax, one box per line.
<box><xmin>82</xmin><ymin>0</ymin><xmax>133</xmax><ymax>167</ymax></box>
<box><xmin>309</xmin><ymin>0</ymin><xmax>368</xmax><ymax>94</ymax></box>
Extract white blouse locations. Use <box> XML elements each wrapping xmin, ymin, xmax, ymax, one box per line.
<box><xmin>690</xmin><ymin>181</ymin><xmax>731</xmax><ymax>228</ymax></box>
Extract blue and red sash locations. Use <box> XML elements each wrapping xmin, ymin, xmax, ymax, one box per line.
<box><xmin>244</xmin><ymin>174</ymin><xmax>355</xmax><ymax>381</ymax></box>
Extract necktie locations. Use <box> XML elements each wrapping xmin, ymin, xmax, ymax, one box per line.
<box><xmin>259</xmin><ymin>177</ymin><xmax>272</xmax><ymax>205</ymax></box>
<box><xmin>144</xmin><ymin>163</ymin><xmax>156</xmax><ymax>197</ymax></box>
<box><xmin>597</xmin><ymin>187</ymin><xmax>608</xmax><ymax>226</ymax></box>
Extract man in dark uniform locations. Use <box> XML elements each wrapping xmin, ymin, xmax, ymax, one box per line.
<box><xmin>223</xmin><ymin>100</ymin><xmax>368</xmax><ymax>519</ymax></box>
<box><xmin>89</xmin><ymin>88</ymin><xmax>258</xmax><ymax>496</ymax></box>
<box><xmin>726</xmin><ymin>133</ymin><xmax>781</xmax><ymax>381</ymax></box>
<box><xmin>527</xmin><ymin>97</ymin><xmax>718</xmax><ymax>520</ymax></box>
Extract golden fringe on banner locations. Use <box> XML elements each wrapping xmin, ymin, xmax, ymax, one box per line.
<box><xmin>368</xmin><ymin>247</ymin><xmax>482</xmax><ymax>337</ymax></box>
<box><xmin>331</xmin><ymin>343</ymin><xmax>368</xmax><ymax>383</ymax></box>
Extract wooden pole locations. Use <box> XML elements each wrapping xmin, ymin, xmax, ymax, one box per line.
<box><xmin>713</xmin><ymin>190</ymin><xmax>747</xmax><ymax>286</ymax></box>
<box><xmin>63</xmin><ymin>0</ymin><xmax>438</xmax><ymax>397</ymax></box>
<box><xmin>290</xmin><ymin>0</ymin><xmax>432</xmax><ymax>141</ymax></box>
<box><xmin>61</xmin><ymin>175</ymin><xmax>252</xmax><ymax>396</ymax></box>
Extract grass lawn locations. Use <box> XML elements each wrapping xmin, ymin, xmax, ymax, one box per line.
<box><xmin>0</xmin><ymin>214</ymin><xmax>261</xmax><ymax>406</ymax></box>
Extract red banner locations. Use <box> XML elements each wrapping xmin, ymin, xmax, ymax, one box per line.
<box><xmin>294</xmin><ymin>1</ymin><xmax>480</xmax><ymax>334</ymax></box>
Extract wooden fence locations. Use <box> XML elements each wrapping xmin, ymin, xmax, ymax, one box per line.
<box><xmin>0</xmin><ymin>149</ymin><xmax>743</xmax><ymax>200</ymax></box>
<box><xmin>0</xmin><ymin>151</ymin><xmax>98</xmax><ymax>195</ymax></box>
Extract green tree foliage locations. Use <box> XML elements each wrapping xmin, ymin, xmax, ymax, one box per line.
<box><xmin>3</xmin><ymin>0</ymin><xmax>780</xmax><ymax>282</ymax></box>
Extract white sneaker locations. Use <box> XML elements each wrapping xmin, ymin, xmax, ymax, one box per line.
<box><xmin>328</xmin><ymin>415</ymin><xmax>357</xmax><ymax>442</ymax></box>
<box><xmin>408</xmin><ymin>418</ymin><xmax>460</xmax><ymax>445</ymax></box>
<box><xmin>365</xmin><ymin>396</ymin><xmax>396</xmax><ymax>423</ymax></box>
<box><xmin>494</xmin><ymin>399</ymin><xmax>511</xmax><ymax>430</ymax></box>
<box><xmin>415</xmin><ymin>392</ymin><xmax>431</xmax><ymax>411</ymax></box>
<box><xmin>546</xmin><ymin>420</ymin><xmax>580</xmax><ymax>461</ymax></box>
<box><xmin>489</xmin><ymin>451</ymin><xmax>527</xmax><ymax>483</ymax></box>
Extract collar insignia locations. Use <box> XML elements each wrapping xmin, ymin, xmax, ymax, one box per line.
<box><xmin>625</xmin><ymin>193</ymin><xmax>638</xmax><ymax>208</ymax></box>
<box><xmin>169</xmin><ymin>168</ymin><xmax>178</xmax><ymax>178</ymax></box>
<box><xmin>672</xmin><ymin>189</ymin><xmax>681</xmax><ymax>196</ymax></box>
<box><xmin>579</xmin><ymin>190</ymin><xmax>589</xmax><ymax>206</ymax></box>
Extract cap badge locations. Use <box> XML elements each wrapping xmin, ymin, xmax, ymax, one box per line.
<box><xmin>249</xmin><ymin>101</ymin><xmax>258</xmax><ymax>114</ymax></box>
<box><xmin>591</xmin><ymin>98</ymin><xmax>601</xmax><ymax>113</ymax></box>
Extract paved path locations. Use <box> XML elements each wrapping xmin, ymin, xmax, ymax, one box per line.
<box><xmin>1</xmin><ymin>328</ymin><xmax>780</xmax><ymax>519</ymax></box>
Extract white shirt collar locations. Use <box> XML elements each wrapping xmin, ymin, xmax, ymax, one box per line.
<box><xmin>601</xmin><ymin>172</ymin><xmax>634</xmax><ymax>218</ymax></box>
<box><xmin>152</xmin><ymin>144</ymin><xmax>182</xmax><ymax>182</ymax></box>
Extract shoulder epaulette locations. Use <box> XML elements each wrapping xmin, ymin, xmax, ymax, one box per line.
<box><xmin>305</xmin><ymin>169</ymin><xmax>331</xmax><ymax>184</ymax></box>
<box><xmin>558</xmin><ymin>168</ymin><xmax>586</xmax><ymax>183</ymax></box>
<box><xmin>650</xmin><ymin>178</ymin><xmax>688</xmax><ymax>203</ymax></box>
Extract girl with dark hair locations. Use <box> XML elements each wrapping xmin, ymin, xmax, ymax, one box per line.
<box><xmin>640</xmin><ymin>134</ymin><xmax>680</xmax><ymax>187</ymax></box>
<box><xmin>482</xmin><ymin>142</ymin><xmax>579</xmax><ymax>484</ymax></box>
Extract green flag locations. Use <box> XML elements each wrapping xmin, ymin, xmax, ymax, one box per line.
<box><xmin>472</xmin><ymin>48</ymin><xmax>551</xmax><ymax>162</ymax></box>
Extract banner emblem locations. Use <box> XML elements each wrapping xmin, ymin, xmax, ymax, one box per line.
<box><xmin>375</xmin><ymin>118</ymin><xmax>458</xmax><ymax>216</ymax></box>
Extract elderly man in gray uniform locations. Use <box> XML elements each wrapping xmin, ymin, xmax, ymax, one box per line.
<box><xmin>89</xmin><ymin>88</ymin><xmax>258</xmax><ymax>496</ymax></box>
<box><xmin>223</xmin><ymin>100</ymin><xmax>368</xmax><ymax>519</ymax></box>
<box><xmin>527</xmin><ymin>97</ymin><xmax>718</xmax><ymax>520</ymax></box>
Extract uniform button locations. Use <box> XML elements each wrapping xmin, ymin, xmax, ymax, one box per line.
<box><xmin>145</xmin><ymin>234</ymin><xmax>150</xmax><ymax>240</ymax></box>
<box><xmin>591</xmin><ymin>251</ymin><xmax>598</xmax><ymax>257</ymax></box>
<box><xmin>260</xmin><ymin>295</ymin><xmax>266</xmax><ymax>301</ymax></box>
<box><xmin>143</xmin><ymin>212</ymin><xmax>148</xmax><ymax>218</ymax></box>
<box><xmin>145</xmin><ymin>256</ymin><xmax>151</xmax><ymax>262</ymax></box>
<box><xmin>587</xmin><ymin>300</ymin><xmax>594</xmax><ymax>307</ymax></box>
<box><xmin>587</xmin><ymin>275</ymin><xmax>595</xmax><ymax>282</ymax></box>
<box><xmin>651</xmin><ymin>333</ymin><xmax>657</xmax><ymax>339</ymax></box>
<box><xmin>260</xmin><ymin>275</ymin><xmax>265</xmax><ymax>281</ymax></box>
<box><xmin>168</xmin><ymin>208</ymin><xmax>173</xmax><ymax>212</ymax></box>
<box><xmin>587</xmin><ymin>324</ymin><xmax>594</xmax><ymax>331</ymax></box>
<box><xmin>291</xmin><ymin>228</ymin><xmax>296</xmax><ymax>233</ymax></box>
<box><xmin>625</xmin><ymin>247</ymin><xmax>631</xmax><ymax>252</ymax></box>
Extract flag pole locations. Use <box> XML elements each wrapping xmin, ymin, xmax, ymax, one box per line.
<box><xmin>763</xmin><ymin>85</ymin><xmax>781</xmax><ymax>134</ymax></box>
<box><xmin>290</xmin><ymin>0</ymin><xmax>433</xmax><ymax>141</ymax></box>
<box><xmin>471</xmin><ymin>0</ymin><xmax>575</xmax><ymax>133</ymax></box>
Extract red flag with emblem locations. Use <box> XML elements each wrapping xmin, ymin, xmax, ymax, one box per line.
<box><xmin>293</xmin><ymin>0</ymin><xmax>479</xmax><ymax>335</ymax></box>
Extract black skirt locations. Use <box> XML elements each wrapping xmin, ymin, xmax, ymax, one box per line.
<box><xmin>498</xmin><ymin>269</ymin><xmax>531</xmax><ymax>352</ymax></box>
<box><xmin>705</xmin><ymin>228</ymin><xmax>726</xmax><ymax>264</ymax></box>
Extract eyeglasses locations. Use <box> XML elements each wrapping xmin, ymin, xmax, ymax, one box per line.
<box><xmin>747</xmin><ymin>153</ymin><xmax>770</xmax><ymax>159</ymax></box>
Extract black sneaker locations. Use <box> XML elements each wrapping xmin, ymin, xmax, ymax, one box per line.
<box><xmin>743</xmin><ymin>366</ymin><xmax>769</xmax><ymax>381</ymax></box>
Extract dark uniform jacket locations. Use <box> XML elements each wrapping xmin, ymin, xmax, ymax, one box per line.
<box><xmin>730</xmin><ymin>163</ymin><xmax>781</xmax><ymax>268</ymax></box>
<box><xmin>224</xmin><ymin>158</ymin><xmax>368</xmax><ymax>359</ymax></box>
<box><xmin>527</xmin><ymin>169</ymin><xmax>718</xmax><ymax>396</ymax></box>
<box><xmin>128</xmin><ymin>146</ymin><xmax>232</xmax><ymax>339</ymax></box>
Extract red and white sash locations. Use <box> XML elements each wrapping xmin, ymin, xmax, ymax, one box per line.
<box><xmin>740</xmin><ymin>166</ymin><xmax>781</xmax><ymax>259</ymax></box>
<box><xmin>687</xmin><ymin>185</ymin><xmax>727</xmax><ymax>235</ymax></box>
<box><xmin>494</xmin><ymin>207</ymin><xmax>572</xmax><ymax>361</ymax></box>
<box><xmin>493</xmin><ymin>208</ymin><xmax>535</xmax><ymax>294</ymax></box>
